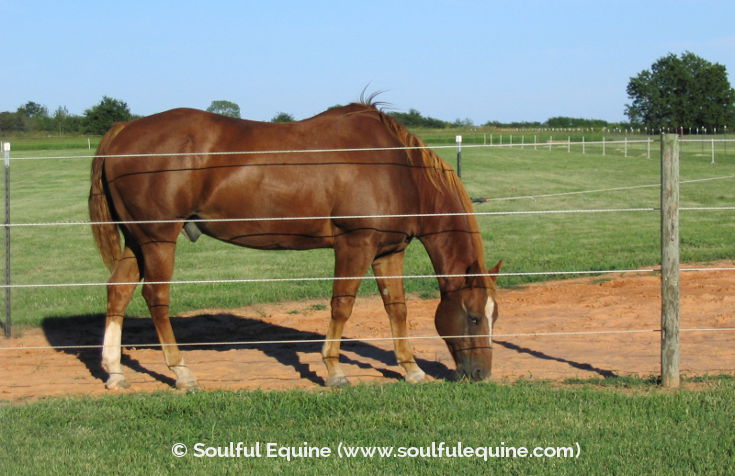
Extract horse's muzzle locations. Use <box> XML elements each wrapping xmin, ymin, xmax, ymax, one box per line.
<box><xmin>455</xmin><ymin>366</ymin><xmax>492</xmax><ymax>382</ymax></box>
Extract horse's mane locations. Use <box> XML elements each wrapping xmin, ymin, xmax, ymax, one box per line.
<box><xmin>355</xmin><ymin>97</ymin><xmax>488</xmax><ymax>275</ymax></box>
<box><xmin>355</xmin><ymin>97</ymin><xmax>460</xmax><ymax>192</ymax></box>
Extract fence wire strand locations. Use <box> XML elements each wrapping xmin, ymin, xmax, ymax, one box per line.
<box><xmin>8</xmin><ymin>139</ymin><xmax>657</xmax><ymax>161</ymax></box>
<box><xmin>2</xmin><ymin>327</ymin><xmax>735</xmax><ymax>353</ymax></box>
<box><xmin>3</xmin><ymin>266</ymin><xmax>735</xmax><ymax>290</ymax></box>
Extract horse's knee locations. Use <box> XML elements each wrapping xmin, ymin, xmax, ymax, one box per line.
<box><xmin>142</xmin><ymin>283</ymin><xmax>170</xmax><ymax>308</ymax></box>
<box><xmin>331</xmin><ymin>295</ymin><xmax>355</xmax><ymax>320</ymax></box>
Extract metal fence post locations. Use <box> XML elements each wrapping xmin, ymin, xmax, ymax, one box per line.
<box><xmin>3</xmin><ymin>142</ymin><xmax>10</xmax><ymax>338</ymax></box>
<box><xmin>455</xmin><ymin>135</ymin><xmax>462</xmax><ymax>178</ymax></box>
<box><xmin>660</xmin><ymin>134</ymin><xmax>680</xmax><ymax>388</ymax></box>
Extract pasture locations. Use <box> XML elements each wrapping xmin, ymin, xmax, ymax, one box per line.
<box><xmin>3</xmin><ymin>132</ymin><xmax>734</xmax><ymax>327</ymax></box>
<box><xmin>1</xmin><ymin>131</ymin><xmax>734</xmax><ymax>474</ymax></box>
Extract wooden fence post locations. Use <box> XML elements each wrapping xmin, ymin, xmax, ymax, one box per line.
<box><xmin>660</xmin><ymin>134</ymin><xmax>680</xmax><ymax>388</ymax></box>
<box><xmin>3</xmin><ymin>141</ymin><xmax>10</xmax><ymax>338</ymax></box>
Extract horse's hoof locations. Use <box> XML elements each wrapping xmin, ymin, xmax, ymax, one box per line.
<box><xmin>405</xmin><ymin>370</ymin><xmax>427</xmax><ymax>384</ymax></box>
<box><xmin>176</xmin><ymin>379</ymin><xmax>200</xmax><ymax>392</ymax></box>
<box><xmin>105</xmin><ymin>374</ymin><xmax>130</xmax><ymax>390</ymax></box>
<box><xmin>326</xmin><ymin>375</ymin><xmax>351</xmax><ymax>388</ymax></box>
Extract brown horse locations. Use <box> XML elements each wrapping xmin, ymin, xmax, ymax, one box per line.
<box><xmin>89</xmin><ymin>101</ymin><xmax>501</xmax><ymax>390</ymax></box>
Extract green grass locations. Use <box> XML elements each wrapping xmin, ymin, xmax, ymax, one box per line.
<box><xmin>1</xmin><ymin>135</ymin><xmax>101</xmax><ymax>151</ymax></box>
<box><xmin>1</xmin><ymin>378</ymin><xmax>733</xmax><ymax>474</ymax></box>
<box><xmin>2</xmin><ymin>135</ymin><xmax>734</xmax><ymax>327</ymax></box>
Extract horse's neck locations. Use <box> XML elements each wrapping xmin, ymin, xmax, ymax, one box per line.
<box><xmin>418</xmin><ymin>212</ymin><xmax>482</xmax><ymax>293</ymax></box>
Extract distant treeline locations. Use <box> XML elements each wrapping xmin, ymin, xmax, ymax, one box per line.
<box><xmin>1</xmin><ymin>99</ymin><xmax>628</xmax><ymax>136</ymax></box>
<box><xmin>485</xmin><ymin>116</ymin><xmax>616</xmax><ymax>130</ymax></box>
<box><xmin>0</xmin><ymin>99</ymin><xmax>136</xmax><ymax>136</ymax></box>
<box><xmin>392</xmin><ymin>109</ymin><xmax>626</xmax><ymax>130</ymax></box>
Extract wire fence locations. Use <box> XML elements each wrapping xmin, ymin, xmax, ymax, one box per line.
<box><xmin>0</xmin><ymin>137</ymin><xmax>733</xmax><ymax>370</ymax></box>
<box><xmin>3</xmin><ymin>138</ymin><xmax>654</xmax><ymax>161</ymax></box>
<box><xmin>3</xmin><ymin>327</ymin><xmax>735</xmax><ymax>353</ymax></box>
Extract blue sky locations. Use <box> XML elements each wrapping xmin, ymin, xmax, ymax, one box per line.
<box><xmin>2</xmin><ymin>0</ymin><xmax>734</xmax><ymax>123</ymax></box>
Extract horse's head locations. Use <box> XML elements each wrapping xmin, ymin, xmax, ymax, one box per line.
<box><xmin>434</xmin><ymin>261</ymin><xmax>502</xmax><ymax>381</ymax></box>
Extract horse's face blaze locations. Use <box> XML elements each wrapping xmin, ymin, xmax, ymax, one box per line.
<box><xmin>435</xmin><ymin>286</ymin><xmax>498</xmax><ymax>381</ymax></box>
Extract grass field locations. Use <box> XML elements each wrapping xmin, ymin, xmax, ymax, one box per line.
<box><xmin>1</xmin><ymin>132</ymin><xmax>734</xmax><ymax>474</ymax></box>
<box><xmin>2</xmin><ymin>133</ymin><xmax>734</xmax><ymax>328</ymax></box>
<box><xmin>1</xmin><ymin>377</ymin><xmax>734</xmax><ymax>474</ymax></box>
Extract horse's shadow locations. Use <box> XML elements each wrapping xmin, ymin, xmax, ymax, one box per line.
<box><xmin>41</xmin><ymin>313</ymin><xmax>455</xmax><ymax>388</ymax></box>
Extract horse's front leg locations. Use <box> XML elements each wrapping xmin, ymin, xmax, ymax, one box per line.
<box><xmin>372</xmin><ymin>251</ymin><xmax>426</xmax><ymax>383</ymax></box>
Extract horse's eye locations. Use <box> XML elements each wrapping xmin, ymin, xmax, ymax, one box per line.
<box><xmin>469</xmin><ymin>315</ymin><xmax>481</xmax><ymax>326</ymax></box>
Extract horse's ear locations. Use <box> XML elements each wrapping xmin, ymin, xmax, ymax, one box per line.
<box><xmin>488</xmin><ymin>260</ymin><xmax>503</xmax><ymax>283</ymax></box>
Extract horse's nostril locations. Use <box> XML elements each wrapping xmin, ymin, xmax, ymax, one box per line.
<box><xmin>472</xmin><ymin>367</ymin><xmax>485</xmax><ymax>381</ymax></box>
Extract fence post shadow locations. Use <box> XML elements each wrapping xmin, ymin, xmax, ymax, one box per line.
<box><xmin>494</xmin><ymin>339</ymin><xmax>619</xmax><ymax>379</ymax></box>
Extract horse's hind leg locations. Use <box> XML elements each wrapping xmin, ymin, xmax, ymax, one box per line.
<box><xmin>372</xmin><ymin>252</ymin><xmax>426</xmax><ymax>383</ymax></box>
<box><xmin>102</xmin><ymin>246</ymin><xmax>140</xmax><ymax>390</ymax></box>
<box><xmin>322</xmin><ymin>237</ymin><xmax>375</xmax><ymax>387</ymax></box>
<box><xmin>140</xmin><ymin>242</ymin><xmax>198</xmax><ymax>390</ymax></box>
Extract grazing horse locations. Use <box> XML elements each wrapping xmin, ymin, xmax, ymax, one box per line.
<box><xmin>89</xmin><ymin>101</ymin><xmax>501</xmax><ymax>390</ymax></box>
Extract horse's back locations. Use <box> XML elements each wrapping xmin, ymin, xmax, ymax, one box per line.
<box><xmin>99</xmin><ymin>106</ymin><xmax>422</xmax><ymax>251</ymax></box>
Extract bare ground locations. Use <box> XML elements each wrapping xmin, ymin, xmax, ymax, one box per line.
<box><xmin>2</xmin><ymin>262</ymin><xmax>734</xmax><ymax>401</ymax></box>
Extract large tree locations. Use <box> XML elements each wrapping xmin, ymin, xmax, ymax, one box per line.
<box><xmin>206</xmin><ymin>100</ymin><xmax>241</xmax><ymax>118</ymax></box>
<box><xmin>83</xmin><ymin>96</ymin><xmax>132</xmax><ymax>135</ymax></box>
<box><xmin>271</xmin><ymin>112</ymin><xmax>294</xmax><ymax>123</ymax></box>
<box><xmin>625</xmin><ymin>52</ymin><xmax>735</xmax><ymax>131</ymax></box>
<box><xmin>16</xmin><ymin>101</ymin><xmax>49</xmax><ymax>131</ymax></box>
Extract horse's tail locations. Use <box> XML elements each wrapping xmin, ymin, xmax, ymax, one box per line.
<box><xmin>88</xmin><ymin>122</ymin><xmax>127</xmax><ymax>272</ymax></box>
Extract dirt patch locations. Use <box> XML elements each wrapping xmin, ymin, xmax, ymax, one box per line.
<box><xmin>2</xmin><ymin>262</ymin><xmax>734</xmax><ymax>401</ymax></box>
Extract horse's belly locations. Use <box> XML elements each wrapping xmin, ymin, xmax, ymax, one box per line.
<box><xmin>228</xmin><ymin>233</ymin><xmax>334</xmax><ymax>250</ymax></box>
<box><xmin>200</xmin><ymin>221</ymin><xmax>336</xmax><ymax>250</ymax></box>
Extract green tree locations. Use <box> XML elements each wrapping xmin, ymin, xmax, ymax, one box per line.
<box><xmin>17</xmin><ymin>101</ymin><xmax>48</xmax><ymax>118</ymax></box>
<box><xmin>0</xmin><ymin>112</ymin><xmax>23</xmax><ymax>132</ymax></box>
<box><xmin>16</xmin><ymin>101</ymin><xmax>49</xmax><ymax>131</ymax></box>
<box><xmin>271</xmin><ymin>112</ymin><xmax>295</xmax><ymax>123</ymax></box>
<box><xmin>83</xmin><ymin>96</ymin><xmax>132</xmax><ymax>135</ymax></box>
<box><xmin>206</xmin><ymin>100</ymin><xmax>241</xmax><ymax>118</ymax></box>
<box><xmin>53</xmin><ymin>106</ymin><xmax>69</xmax><ymax>135</ymax></box>
<box><xmin>625</xmin><ymin>52</ymin><xmax>735</xmax><ymax>131</ymax></box>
